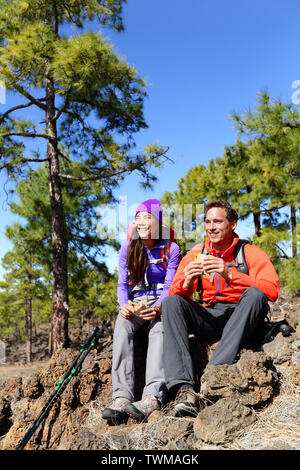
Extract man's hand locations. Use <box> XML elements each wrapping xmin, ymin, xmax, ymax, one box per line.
<box><xmin>183</xmin><ymin>260</ymin><xmax>204</xmax><ymax>289</ymax></box>
<box><xmin>203</xmin><ymin>255</ymin><xmax>232</xmax><ymax>282</ymax></box>
<box><xmin>183</xmin><ymin>255</ymin><xmax>232</xmax><ymax>288</ymax></box>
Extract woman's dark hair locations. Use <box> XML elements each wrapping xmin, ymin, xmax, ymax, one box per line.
<box><xmin>127</xmin><ymin>220</ymin><xmax>162</xmax><ymax>285</ymax></box>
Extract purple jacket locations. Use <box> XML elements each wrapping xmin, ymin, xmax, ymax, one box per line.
<box><xmin>117</xmin><ymin>239</ymin><xmax>181</xmax><ymax>308</ymax></box>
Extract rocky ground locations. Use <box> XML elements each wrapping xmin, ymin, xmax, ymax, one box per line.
<box><xmin>0</xmin><ymin>289</ymin><xmax>299</xmax><ymax>451</ymax></box>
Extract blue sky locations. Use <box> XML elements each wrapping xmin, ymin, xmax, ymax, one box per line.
<box><xmin>0</xmin><ymin>0</ymin><xmax>300</xmax><ymax>275</ymax></box>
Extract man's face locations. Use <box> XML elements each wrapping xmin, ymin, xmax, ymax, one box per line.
<box><xmin>205</xmin><ymin>207</ymin><xmax>237</xmax><ymax>249</ymax></box>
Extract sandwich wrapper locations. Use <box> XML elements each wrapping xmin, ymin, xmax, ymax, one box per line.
<box><xmin>128</xmin><ymin>299</ymin><xmax>147</xmax><ymax>316</ymax></box>
<box><xmin>194</xmin><ymin>253</ymin><xmax>215</xmax><ymax>282</ymax></box>
<box><xmin>194</xmin><ymin>253</ymin><xmax>209</xmax><ymax>275</ymax></box>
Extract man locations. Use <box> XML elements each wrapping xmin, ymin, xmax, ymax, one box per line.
<box><xmin>161</xmin><ymin>199</ymin><xmax>280</xmax><ymax>417</ymax></box>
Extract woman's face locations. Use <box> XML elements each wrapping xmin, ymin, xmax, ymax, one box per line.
<box><xmin>135</xmin><ymin>211</ymin><xmax>158</xmax><ymax>240</ymax></box>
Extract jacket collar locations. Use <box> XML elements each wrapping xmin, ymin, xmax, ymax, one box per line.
<box><xmin>205</xmin><ymin>232</ymin><xmax>240</xmax><ymax>258</ymax></box>
<box><xmin>144</xmin><ymin>239</ymin><xmax>168</xmax><ymax>250</ymax></box>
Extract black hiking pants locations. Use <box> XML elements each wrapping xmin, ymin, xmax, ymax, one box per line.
<box><xmin>161</xmin><ymin>286</ymin><xmax>269</xmax><ymax>392</ymax></box>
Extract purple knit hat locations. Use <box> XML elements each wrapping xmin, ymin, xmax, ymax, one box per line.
<box><xmin>135</xmin><ymin>199</ymin><xmax>163</xmax><ymax>223</ymax></box>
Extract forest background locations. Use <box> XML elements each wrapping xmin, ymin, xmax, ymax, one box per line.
<box><xmin>0</xmin><ymin>0</ymin><xmax>300</xmax><ymax>360</ymax></box>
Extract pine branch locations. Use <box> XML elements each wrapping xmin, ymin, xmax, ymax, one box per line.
<box><xmin>275</xmin><ymin>243</ymin><xmax>290</xmax><ymax>259</ymax></box>
<box><xmin>20</xmin><ymin>157</ymin><xmax>50</xmax><ymax>163</ymax></box>
<box><xmin>57</xmin><ymin>149</ymin><xmax>70</xmax><ymax>162</ymax></box>
<box><xmin>0</xmin><ymin>102</ymin><xmax>35</xmax><ymax>123</ymax></box>
<box><xmin>0</xmin><ymin>156</ymin><xmax>49</xmax><ymax>171</ymax></box>
<box><xmin>58</xmin><ymin>146</ymin><xmax>171</xmax><ymax>182</ymax></box>
<box><xmin>53</xmin><ymin>84</ymin><xmax>73</xmax><ymax>121</ymax></box>
<box><xmin>290</xmin><ymin>170</ymin><xmax>300</xmax><ymax>179</ymax></box>
<box><xmin>63</xmin><ymin>109</ymin><xmax>90</xmax><ymax>133</ymax></box>
<box><xmin>70</xmin><ymin>238</ymin><xmax>107</xmax><ymax>269</ymax></box>
<box><xmin>58</xmin><ymin>170</ymin><xmax>119</xmax><ymax>182</ymax></box>
<box><xmin>282</xmin><ymin>122</ymin><xmax>300</xmax><ymax>129</ymax></box>
<box><xmin>0</xmin><ymin>131</ymin><xmax>48</xmax><ymax>139</ymax></box>
<box><xmin>14</xmin><ymin>84</ymin><xmax>47</xmax><ymax>111</ymax></box>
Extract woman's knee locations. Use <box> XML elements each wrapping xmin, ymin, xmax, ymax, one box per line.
<box><xmin>114</xmin><ymin>313</ymin><xmax>141</xmax><ymax>338</ymax></box>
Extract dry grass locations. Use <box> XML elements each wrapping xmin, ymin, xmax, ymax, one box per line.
<box><xmin>228</xmin><ymin>394</ymin><xmax>300</xmax><ymax>450</ymax></box>
<box><xmin>226</xmin><ymin>366</ymin><xmax>300</xmax><ymax>450</ymax></box>
<box><xmin>84</xmin><ymin>364</ymin><xmax>300</xmax><ymax>451</ymax></box>
<box><xmin>205</xmin><ymin>364</ymin><xmax>300</xmax><ymax>451</ymax></box>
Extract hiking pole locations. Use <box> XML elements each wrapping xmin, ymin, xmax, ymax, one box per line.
<box><xmin>16</xmin><ymin>320</ymin><xmax>111</xmax><ymax>451</ymax></box>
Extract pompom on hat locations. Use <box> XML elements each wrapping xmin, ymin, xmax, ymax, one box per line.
<box><xmin>135</xmin><ymin>198</ymin><xmax>163</xmax><ymax>223</ymax></box>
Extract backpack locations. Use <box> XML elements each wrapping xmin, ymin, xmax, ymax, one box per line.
<box><xmin>126</xmin><ymin>222</ymin><xmax>177</xmax><ymax>272</ymax></box>
<box><xmin>127</xmin><ymin>223</ymin><xmax>179</xmax><ymax>296</ymax></box>
<box><xmin>199</xmin><ymin>239</ymin><xmax>296</xmax><ymax>344</ymax></box>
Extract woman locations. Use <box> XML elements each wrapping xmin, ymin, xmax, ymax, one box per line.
<box><xmin>102</xmin><ymin>199</ymin><xmax>181</xmax><ymax>423</ymax></box>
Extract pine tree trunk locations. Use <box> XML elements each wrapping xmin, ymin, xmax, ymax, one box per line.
<box><xmin>291</xmin><ymin>204</ymin><xmax>297</xmax><ymax>257</ymax></box>
<box><xmin>48</xmin><ymin>317</ymin><xmax>53</xmax><ymax>356</ymax></box>
<box><xmin>45</xmin><ymin>67</ymin><xmax>70</xmax><ymax>353</ymax></box>
<box><xmin>253</xmin><ymin>211</ymin><xmax>261</xmax><ymax>237</ymax></box>
<box><xmin>245</xmin><ymin>185</ymin><xmax>261</xmax><ymax>237</ymax></box>
<box><xmin>25</xmin><ymin>296</ymin><xmax>32</xmax><ymax>363</ymax></box>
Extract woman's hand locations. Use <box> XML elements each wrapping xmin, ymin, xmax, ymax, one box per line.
<box><xmin>120</xmin><ymin>303</ymin><xmax>135</xmax><ymax>319</ymax></box>
<box><xmin>139</xmin><ymin>306</ymin><xmax>161</xmax><ymax>321</ymax></box>
<box><xmin>120</xmin><ymin>303</ymin><xmax>161</xmax><ymax>321</ymax></box>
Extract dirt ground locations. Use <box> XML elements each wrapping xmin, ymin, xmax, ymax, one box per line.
<box><xmin>0</xmin><ymin>361</ymin><xmax>47</xmax><ymax>386</ymax></box>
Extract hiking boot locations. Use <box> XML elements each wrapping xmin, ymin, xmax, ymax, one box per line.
<box><xmin>102</xmin><ymin>397</ymin><xmax>131</xmax><ymax>424</ymax></box>
<box><xmin>173</xmin><ymin>388</ymin><xmax>201</xmax><ymax>417</ymax></box>
<box><xmin>125</xmin><ymin>395</ymin><xmax>160</xmax><ymax>422</ymax></box>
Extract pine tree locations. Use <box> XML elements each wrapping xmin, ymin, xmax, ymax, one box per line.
<box><xmin>0</xmin><ymin>223</ymin><xmax>48</xmax><ymax>361</ymax></box>
<box><xmin>230</xmin><ymin>92</ymin><xmax>300</xmax><ymax>256</ymax></box>
<box><xmin>161</xmin><ymin>92</ymin><xmax>300</xmax><ymax>265</ymax></box>
<box><xmin>4</xmin><ymin>162</ymin><xmax>120</xmax><ymax>351</ymax></box>
<box><xmin>0</xmin><ymin>1</ymin><xmax>169</xmax><ymax>351</ymax></box>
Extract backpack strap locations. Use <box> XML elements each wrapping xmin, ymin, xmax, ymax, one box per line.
<box><xmin>154</xmin><ymin>240</ymin><xmax>171</xmax><ymax>271</ymax></box>
<box><xmin>162</xmin><ymin>239</ymin><xmax>172</xmax><ymax>270</ymax></box>
<box><xmin>159</xmin><ymin>245</ymin><xmax>167</xmax><ymax>271</ymax></box>
<box><xmin>229</xmin><ymin>239</ymin><xmax>251</xmax><ymax>274</ymax></box>
<box><xmin>129</xmin><ymin>282</ymin><xmax>165</xmax><ymax>296</ymax></box>
<box><xmin>196</xmin><ymin>239</ymin><xmax>250</xmax><ymax>293</ymax></box>
<box><xmin>128</xmin><ymin>240</ymin><xmax>172</xmax><ymax>297</ymax></box>
<box><xmin>195</xmin><ymin>243</ymin><xmax>205</xmax><ymax>293</ymax></box>
<box><xmin>203</xmin><ymin>238</ymin><xmax>250</xmax><ymax>274</ymax></box>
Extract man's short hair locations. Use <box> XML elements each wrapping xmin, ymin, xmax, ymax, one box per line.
<box><xmin>205</xmin><ymin>199</ymin><xmax>238</xmax><ymax>223</ymax></box>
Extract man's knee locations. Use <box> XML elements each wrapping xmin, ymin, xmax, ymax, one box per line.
<box><xmin>240</xmin><ymin>286</ymin><xmax>268</xmax><ymax>305</ymax></box>
<box><xmin>162</xmin><ymin>294</ymin><xmax>184</xmax><ymax>310</ymax></box>
<box><xmin>161</xmin><ymin>294</ymin><xmax>187</xmax><ymax>321</ymax></box>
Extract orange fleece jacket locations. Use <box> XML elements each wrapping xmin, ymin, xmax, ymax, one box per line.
<box><xmin>169</xmin><ymin>234</ymin><xmax>280</xmax><ymax>304</ymax></box>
